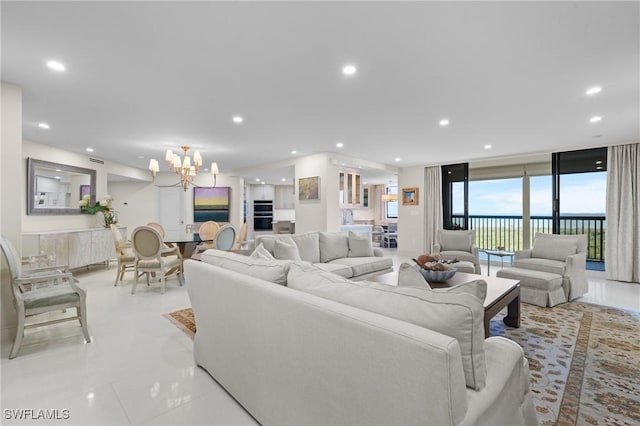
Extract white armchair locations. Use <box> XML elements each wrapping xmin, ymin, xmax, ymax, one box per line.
<box><xmin>514</xmin><ymin>233</ymin><xmax>588</xmax><ymax>301</ymax></box>
<box><xmin>432</xmin><ymin>229</ymin><xmax>481</xmax><ymax>274</ymax></box>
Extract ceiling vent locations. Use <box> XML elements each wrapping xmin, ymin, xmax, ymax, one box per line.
<box><xmin>89</xmin><ymin>157</ymin><xmax>104</xmax><ymax>165</ymax></box>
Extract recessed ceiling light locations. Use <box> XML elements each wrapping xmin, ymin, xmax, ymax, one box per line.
<box><xmin>55</xmin><ymin>169</ymin><xmax>61</xmax><ymax>172</ymax></box>
<box><xmin>342</xmin><ymin>64</ymin><xmax>357</xmax><ymax>76</ymax></box>
<box><xmin>395</xmin><ymin>157</ymin><xmax>401</xmax><ymax>162</ymax></box>
<box><xmin>46</xmin><ymin>60</ymin><xmax>66</xmax><ymax>72</ymax></box>
<box><xmin>54</xmin><ymin>176</ymin><xmax>61</xmax><ymax>180</ymax></box>
<box><xmin>590</xmin><ymin>116</ymin><xmax>602</xmax><ymax>123</ymax></box>
<box><xmin>261</xmin><ymin>181</ymin><xmax>265</xmax><ymax>185</ymax></box>
<box><xmin>281</xmin><ymin>178</ymin><xmax>286</xmax><ymax>182</ymax></box>
<box><xmin>484</xmin><ymin>144</ymin><xmax>492</xmax><ymax>149</ymax></box>
<box><xmin>439</xmin><ymin>119</ymin><xmax>450</xmax><ymax>127</ymax></box>
<box><xmin>291</xmin><ymin>150</ymin><xmax>297</xmax><ymax>154</ymax></box>
<box><xmin>137</xmin><ymin>155</ymin><xmax>145</xmax><ymax>159</ymax></box>
<box><xmin>38</xmin><ymin>122</ymin><xmax>50</xmax><ymax>129</ymax></box>
<box><xmin>336</xmin><ymin>142</ymin><xmax>344</xmax><ymax>148</ymax></box>
<box><xmin>232</xmin><ymin>115</ymin><xmax>243</xmax><ymax>124</ymax></box>
<box><xmin>592</xmin><ymin>134</ymin><xmax>603</xmax><ymax>138</ymax></box>
<box><xmin>255</xmin><ymin>178</ymin><xmax>260</xmax><ymax>182</ymax></box>
<box><xmin>586</xmin><ymin>86</ymin><xmax>602</xmax><ymax>96</ymax></box>
<box><xmin>85</xmin><ymin>148</ymin><xmax>94</xmax><ymax>152</ymax></box>
<box><xmin>363</xmin><ymin>181</ymin><xmax>368</xmax><ymax>185</ymax></box>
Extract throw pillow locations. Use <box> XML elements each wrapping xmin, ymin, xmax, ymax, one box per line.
<box><xmin>347</xmin><ymin>231</ymin><xmax>374</xmax><ymax>257</ymax></box>
<box><xmin>291</xmin><ymin>232</ymin><xmax>321</xmax><ymax>263</ymax></box>
<box><xmin>439</xmin><ymin>230</ymin><xmax>473</xmax><ymax>252</ymax></box>
<box><xmin>250</xmin><ymin>243</ymin><xmax>275</xmax><ymax>260</ymax></box>
<box><xmin>532</xmin><ymin>237</ymin><xmax>577</xmax><ymax>262</ymax></box>
<box><xmin>319</xmin><ymin>232</ymin><xmax>349</xmax><ymax>263</ymax></box>
<box><xmin>201</xmin><ymin>249</ymin><xmax>292</xmax><ymax>286</ymax></box>
<box><xmin>273</xmin><ymin>237</ymin><xmax>302</xmax><ymax>261</ymax></box>
<box><xmin>397</xmin><ymin>262</ymin><xmax>488</xmax><ymax>299</ymax></box>
<box><xmin>287</xmin><ymin>264</ymin><xmax>487</xmax><ymax>390</ymax></box>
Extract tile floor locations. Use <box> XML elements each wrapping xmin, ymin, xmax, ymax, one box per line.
<box><xmin>1</xmin><ymin>251</ymin><xmax>638</xmax><ymax>425</ymax></box>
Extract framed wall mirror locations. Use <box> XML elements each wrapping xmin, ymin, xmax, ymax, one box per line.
<box><xmin>27</xmin><ymin>158</ymin><xmax>96</xmax><ymax>215</ymax></box>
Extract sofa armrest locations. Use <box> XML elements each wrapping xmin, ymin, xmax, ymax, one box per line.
<box><xmin>514</xmin><ymin>249</ymin><xmax>531</xmax><ymax>260</ymax></box>
<box><xmin>565</xmin><ymin>252</ymin><xmax>586</xmax><ymax>271</ymax></box>
<box><xmin>373</xmin><ymin>247</ymin><xmax>384</xmax><ymax>257</ymax></box>
<box><xmin>432</xmin><ymin>243</ymin><xmax>441</xmax><ymax>253</ymax></box>
<box><xmin>564</xmin><ymin>252</ymin><xmax>588</xmax><ymax>300</ymax></box>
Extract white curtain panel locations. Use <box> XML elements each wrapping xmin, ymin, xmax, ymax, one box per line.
<box><xmin>605</xmin><ymin>143</ymin><xmax>640</xmax><ymax>283</ymax></box>
<box><xmin>424</xmin><ymin>166</ymin><xmax>443</xmax><ymax>253</ymax></box>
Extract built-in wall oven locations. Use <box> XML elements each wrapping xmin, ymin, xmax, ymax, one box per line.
<box><xmin>253</xmin><ymin>200</ymin><xmax>273</xmax><ymax>231</ymax></box>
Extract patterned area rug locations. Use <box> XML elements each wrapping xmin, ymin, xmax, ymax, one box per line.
<box><xmin>167</xmin><ymin>302</ymin><xmax>639</xmax><ymax>425</ymax></box>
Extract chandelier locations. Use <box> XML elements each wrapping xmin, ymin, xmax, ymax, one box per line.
<box><xmin>148</xmin><ymin>145</ymin><xmax>219</xmax><ymax>191</ymax></box>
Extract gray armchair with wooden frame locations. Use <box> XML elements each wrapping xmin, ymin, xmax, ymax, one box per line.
<box><xmin>1</xmin><ymin>235</ymin><xmax>91</xmax><ymax>359</ymax></box>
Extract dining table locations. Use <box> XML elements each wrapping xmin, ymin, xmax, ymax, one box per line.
<box><xmin>163</xmin><ymin>231</ymin><xmax>203</xmax><ymax>259</ymax></box>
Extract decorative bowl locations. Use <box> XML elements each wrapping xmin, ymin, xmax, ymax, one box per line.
<box><xmin>419</xmin><ymin>268</ymin><xmax>457</xmax><ymax>282</ymax></box>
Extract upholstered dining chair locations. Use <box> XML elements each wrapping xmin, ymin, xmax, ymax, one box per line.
<box><xmin>232</xmin><ymin>222</ymin><xmax>251</xmax><ymax>250</ymax></box>
<box><xmin>146</xmin><ymin>222</ymin><xmax>166</xmax><ymax>238</ymax></box>
<box><xmin>131</xmin><ymin>226</ymin><xmax>183</xmax><ymax>295</ymax></box>
<box><xmin>0</xmin><ymin>235</ymin><xmax>91</xmax><ymax>359</ymax></box>
<box><xmin>213</xmin><ymin>224</ymin><xmax>237</xmax><ymax>250</ymax></box>
<box><xmin>196</xmin><ymin>221</ymin><xmax>221</xmax><ymax>252</ymax></box>
<box><xmin>146</xmin><ymin>221</ymin><xmax>181</xmax><ymax>255</ymax></box>
<box><xmin>110</xmin><ymin>224</ymin><xmax>135</xmax><ymax>286</ymax></box>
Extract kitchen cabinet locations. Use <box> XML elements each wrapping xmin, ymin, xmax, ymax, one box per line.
<box><xmin>251</xmin><ymin>184</ymin><xmax>274</xmax><ymax>201</ymax></box>
<box><xmin>274</xmin><ymin>185</ymin><xmax>295</xmax><ymax>209</ymax></box>
<box><xmin>339</xmin><ymin>172</ymin><xmax>362</xmax><ymax>206</ymax></box>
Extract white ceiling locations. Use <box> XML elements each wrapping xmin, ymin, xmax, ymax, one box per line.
<box><xmin>2</xmin><ymin>1</ymin><xmax>638</xmax><ymax>184</ymax></box>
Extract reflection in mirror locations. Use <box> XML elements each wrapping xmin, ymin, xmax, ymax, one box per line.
<box><xmin>27</xmin><ymin>158</ymin><xmax>96</xmax><ymax>215</ymax></box>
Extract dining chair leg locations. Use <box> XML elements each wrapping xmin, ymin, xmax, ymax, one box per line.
<box><xmin>77</xmin><ymin>305</ymin><xmax>91</xmax><ymax>343</ymax></box>
<box><xmin>160</xmin><ymin>273</ymin><xmax>166</xmax><ymax>294</ymax></box>
<box><xmin>10</xmin><ymin>309</ymin><xmax>25</xmax><ymax>359</ymax></box>
<box><xmin>132</xmin><ymin>267</ymin><xmax>139</xmax><ymax>294</ymax></box>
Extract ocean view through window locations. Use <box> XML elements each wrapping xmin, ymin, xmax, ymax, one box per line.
<box><xmin>452</xmin><ymin>173</ymin><xmax>606</xmax><ymax>266</ymax></box>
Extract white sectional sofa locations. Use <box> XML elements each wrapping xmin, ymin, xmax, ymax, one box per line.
<box><xmin>185</xmin><ymin>251</ymin><xmax>537</xmax><ymax>426</ymax></box>
<box><xmin>254</xmin><ymin>231</ymin><xmax>394</xmax><ymax>280</ymax></box>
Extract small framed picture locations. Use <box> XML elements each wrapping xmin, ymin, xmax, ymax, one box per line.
<box><xmin>402</xmin><ymin>187</ymin><xmax>419</xmax><ymax>206</ymax></box>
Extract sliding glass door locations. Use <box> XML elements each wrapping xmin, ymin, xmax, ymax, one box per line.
<box><xmin>442</xmin><ymin>163</ymin><xmax>468</xmax><ymax>230</ymax></box>
<box><xmin>552</xmin><ymin>147</ymin><xmax>607</xmax><ymax>265</ymax></box>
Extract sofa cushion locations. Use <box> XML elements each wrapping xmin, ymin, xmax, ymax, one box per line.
<box><xmin>290</xmin><ymin>232</ymin><xmax>320</xmax><ymax>263</ymax></box>
<box><xmin>273</xmin><ymin>238</ymin><xmax>302</xmax><ymax>261</ymax></box>
<box><xmin>313</xmin><ymin>262</ymin><xmax>353</xmax><ymax>278</ymax></box>
<box><xmin>201</xmin><ymin>249</ymin><xmax>292</xmax><ymax>286</ymax></box>
<box><xmin>513</xmin><ymin>258</ymin><xmax>566</xmax><ymax>275</ymax></box>
<box><xmin>348</xmin><ymin>231</ymin><xmax>374</xmax><ymax>257</ymax></box>
<box><xmin>534</xmin><ymin>232</ymin><xmax>587</xmax><ymax>253</ymax></box>
<box><xmin>251</xmin><ymin>243</ymin><xmax>275</xmax><ymax>260</ymax></box>
<box><xmin>319</xmin><ymin>232</ymin><xmax>349</xmax><ymax>263</ymax></box>
<box><xmin>329</xmin><ymin>256</ymin><xmax>393</xmax><ymax>277</ymax></box>
<box><xmin>287</xmin><ymin>264</ymin><xmax>487</xmax><ymax>390</ymax></box>
<box><xmin>440</xmin><ymin>250</ymin><xmax>476</xmax><ymax>264</ymax></box>
<box><xmin>397</xmin><ymin>263</ymin><xmax>488</xmax><ymax>300</ymax></box>
<box><xmin>532</xmin><ymin>237</ymin><xmax>577</xmax><ymax>261</ymax></box>
<box><xmin>439</xmin><ymin>231</ymin><xmax>473</xmax><ymax>252</ymax></box>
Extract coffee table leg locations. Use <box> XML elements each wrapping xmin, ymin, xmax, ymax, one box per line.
<box><xmin>503</xmin><ymin>293</ymin><xmax>520</xmax><ymax>328</ymax></box>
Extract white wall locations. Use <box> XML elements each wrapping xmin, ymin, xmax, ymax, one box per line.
<box><xmin>397</xmin><ymin>165</ymin><xmax>427</xmax><ymax>256</ymax></box>
<box><xmin>1</xmin><ymin>82</ymin><xmax>23</xmax><ymax>334</ymax></box>
<box><xmin>293</xmin><ymin>153</ymin><xmax>341</xmax><ymax>233</ymax></box>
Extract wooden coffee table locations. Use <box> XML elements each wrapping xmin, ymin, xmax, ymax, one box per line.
<box><xmin>442</xmin><ymin>272</ymin><xmax>520</xmax><ymax>337</ymax></box>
